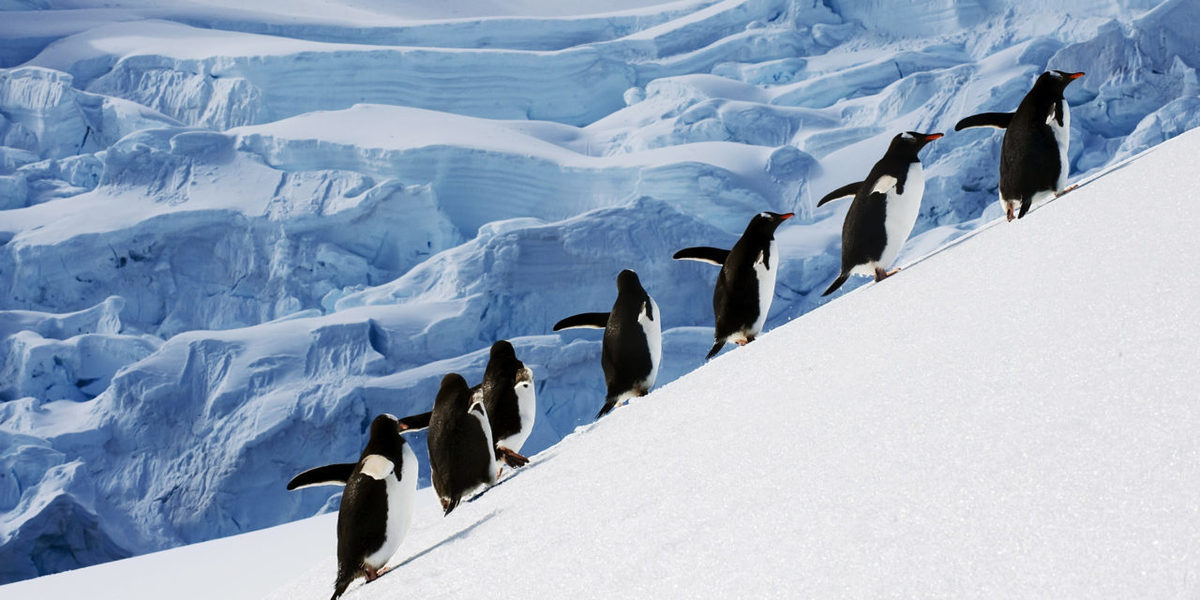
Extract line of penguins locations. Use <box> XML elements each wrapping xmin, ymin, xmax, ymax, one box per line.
<box><xmin>284</xmin><ymin>69</ymin><xmax>1084</xmax><ymax>599</ymax></box>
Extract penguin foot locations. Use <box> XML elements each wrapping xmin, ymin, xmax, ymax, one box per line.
<box><xmin>1055</xmin><ymin>184</ymin><xmax>1078</xmax><ymax>197</ymax></box>
<box><xmin>498</xmin><ymin>447</ymin><xmax>529</xmax><ymax>468</ymax></box>
<box><xmin>1005</xmin><ymin>205</ymin><xmax>1015</xmax><ymax>222</ymax></box>
<box><xmin>873</xmin><ymin>267</ymin><xmax>898</xmax><ymax>282</ymax></box>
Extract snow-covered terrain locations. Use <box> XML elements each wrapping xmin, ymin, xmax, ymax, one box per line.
<box><xmin>8</xmin><ymin>119</ymin><xmax>1200</xmax><ymax>600</ymax></box>
<box><xmin>2</xmin><ymin>0</ymin><xmax>1199</xmax><ymax>585</ymax></box>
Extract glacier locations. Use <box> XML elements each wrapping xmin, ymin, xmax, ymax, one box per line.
<box><xmin>1</xmin><ymin>0</ymin><xmax>1198</xmax><ymax>583</ymax></box>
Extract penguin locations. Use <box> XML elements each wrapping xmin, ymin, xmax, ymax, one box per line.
<box><xmin>286</xmin><ymin>414</ymin><xmax>417</xmax><ymax>600</ymax></box>
<box><xmin>955</xmin><ymin>70</ymin><xmax>1085</xmax><ymax>221</ymax></box>
<box><xmin>398</xmin><ymin>341</ymin><xmax>535</xmax><ymax>474</ymax></box>
<box><xmin>673</xmin><ymin>211</ymin><xmax>794</xmax><ymax>359</ymax></box>
<box><xmin>476</xmin><ymin>340</ymin><xmax>536</xmax><ymax>472</ymax></box>
<box><xmin>553</xmin><ymin>269</ymin><xmax>661</xmax><ymax>418</ymax></box>
<box><xmin>817</xmin><ymin>131</ymin><xmax>943</xmax><ymax>296</ymax></box>
<box><xmin>427</xmin><ymin>373</ymin><xmax>496</xmax><ymax>515</ymax></box>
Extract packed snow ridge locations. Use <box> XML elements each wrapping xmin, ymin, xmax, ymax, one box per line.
<box><xmin>1</xmin><ymin>0</ymin><xmax>1199</xmax><ymax>583</ymax></box>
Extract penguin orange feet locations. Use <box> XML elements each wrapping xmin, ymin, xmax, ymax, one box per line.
<box><xmin>497</xmin><ymin>447</ymin><xmax>529</xmax><ymax>469</ymax></box>
<box><xmin>874</xmin><ymin>267</ymin><xmax>898</xmax><ymax>282</ymax></box>
<box><xmin>1055</xmin><ymin>184</ymin><xmax>1078</xmax><ymax>197</ymax></box>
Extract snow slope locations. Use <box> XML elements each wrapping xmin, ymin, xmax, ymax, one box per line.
<box><xmin>7</xmin><ymin>110</ymin><xmax>1198</xmax><ymax>600</ymax></box>
<box><xmin>263</xmin><ymin>114</ymin><xmax>1200</xmax><ymax>600</ymax></box>
<box><xmin>2</xmin><ymin>0</ymin><xmax>1200</xmax><ymax>583</ymax></box>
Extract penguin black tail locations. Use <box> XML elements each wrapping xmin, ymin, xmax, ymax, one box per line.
<box><xmin>705</xmin><ymin>340</ymin><xmax>724</xmax><ymax>360</ymax></box>
<box><xmin>822</xmin><ymin>273</ymin><xmax>849</xmax><ymax>297</ymax></box>
<box><xmin>330</xmin><ymin>564</ymin><xmax>355</xmax><ymax>600</ymax></box>
<box><xmin>1018</xmin><ymin>195</ymin><xmax>1032</xmax><ymax>219</ymax></box>
<box><xmin>596</xmin><ymin>398</ymin><xmax>618</xmax><ymax>419</ymax></box>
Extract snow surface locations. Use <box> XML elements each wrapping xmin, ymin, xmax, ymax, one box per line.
<box><xmin>8</xmin><ymin>118</ymin><xmax>1199</xmax><ymax>600</ymax></box>
<box><xmin>2</xmin><ymin>0</ymin><xmax>1200</xmax><ymax>585</ymax></box>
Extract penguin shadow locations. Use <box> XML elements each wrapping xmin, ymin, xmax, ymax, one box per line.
<box><xmin>380</xmin><ymin>509</ymin><xmax>499</xmax><ymax>577</ymax></box>
<box><xmin>465</xmin><ymin>458</ymin><xmax>547</xmax><ymax>504</ymax></box>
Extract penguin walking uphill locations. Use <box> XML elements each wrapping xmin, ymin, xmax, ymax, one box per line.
<box><xmin>818</xmin><ymin>131</ymin><xmax>943</xmax><ymax>296</ymax></box>
<box><xmin>476</xmin><ymin>340</ymin><xmax>536</xmax><ymax>475</ymax></box>
<box><xmin>673</xmin><ymin>211</ymin><xmax>794</xmax><ymax>359</ymax></box>
<box><xmin>955</xmin><ymin>70</ymin><xmax>1085</xmax><ymax>221</ymax></box>
<box><xmin>286</xmin><ymin>414</ymin><xmax>417</xmax><ymax>600</ymax></box>
<box><xmin>400</xmin><ymin>340</ymin><xmax>536</xmax><ymax>478</ymax></box>
<box><xmin>421</xmin><ymin>373</ymin><xmax>497</xmax><ymax>515</ymax></box>
<box><xmin>553</xmin><ymin>269</ymin><xmax>661</xmax><ymax>418</ymax></box>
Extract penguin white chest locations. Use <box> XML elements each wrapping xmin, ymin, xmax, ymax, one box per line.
<box><xmin>750</xmin><ymin>241</ymin><xmax>777</xmax><ymax>336</ymax></box>
<box><xmin>362</xmin><ymin>446</ymin><xmax>417</xmax><ymax>570</ymax></box>
<box><xmin>497</xmin><ymin>367</ymin><xmax>537</xmax><ymax>456</ymax></box>
<box><xmin>638</xmin><ymin>297</ymin><xmax>662</xmax><ymax>391</ymax></box>
<box><xmin>880</xmin><ymin>163</ymin><xmax>924</xmax><ymax>268</ymax></box>
<box><xmin>1048</xmin><ymin>100</ymin><xmax>1071</xmax><ymax>192</ymax></box>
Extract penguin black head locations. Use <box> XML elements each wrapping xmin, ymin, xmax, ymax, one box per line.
<box><xmin>485</xmin><ymin>339</ymin><xmax>525</xmax><ymax>380</ymax></box>
<box><xmin>616</xmin><ymin>269</ymin><xmax>643</xmax><ymax>293</ymax></box>
<box><xmin>746</xmin><ymin>211</ymin><xmax>794</xmax><ymax>235</ymax></box>
<box><xmin>489</xmin><ymin>339</ymin><xmax>517</xmax><ymax>363</ymax></box>
<box><xmin>1036</xmin><ymin>70</ymin><xmax>1085</xmax><ymax>96</ymax></box>
<box><xmin>434</xmin><ymin>372</ymin><xmax>473</xmax><ymax>414</ymax></box>
<box><xmin>887</xmin><ymin>131</ymin><xmax>943</xmax><ymax>160</ymax></box>
<box><xmin>363</xmin><ymin>413</ymin><xmax>407</xmax><ymax>459</ymax></box>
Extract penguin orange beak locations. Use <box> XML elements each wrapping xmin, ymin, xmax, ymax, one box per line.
<box><xmin>779</xmin><ymin>213</ymin><xmax>795</xmax><ymax>220</ymax></box>
<box><xmin>1067</xmin><ymin>72</ymin><xmax>1085</xmax><ymax>80</ymax></box>
<box><xmin>924</xmin><ymin>133</ymin><xmax>944</xmax><ymax>141</ymax></box>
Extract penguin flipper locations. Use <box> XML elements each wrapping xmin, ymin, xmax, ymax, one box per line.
<box><xmin>822</xmin><ymin>273</ymin><xmax>850</xmax><ymax>297</ymax></box>
<box><xmin>672</xmin><ymin>246</ymin><xmax>730</xmax><ymax>266</ymax></box>
<box><xmin>398</xmin><ymin>410</ymin><xmax>432</xmax><ymax>432</ymax></box>
<box><xmin>286</xmin><ymin>463</ymin><xmax>356</xmax><ymax>490</ymax></box>
<box><xmin>553</xmin><ymin>312</ymin><xmax>610</xmax><ymax>331</ymax></box>
<box><xmin>954</xmin><ymin>112</ymin><xmax>1013</xmax><ymax>131</ymax></box>
<box><xmin>817</xmin><ymin>181</ymin><xmax>863</xmax><ymax>207</ymax></box>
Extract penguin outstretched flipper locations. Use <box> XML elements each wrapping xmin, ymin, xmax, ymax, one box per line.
<box><xmin>673</xmin><ymin>246</ymin><xmax>730</xmax><ymax>265</ymax></box>
<box><xmin>287</xmin><ymin>463</ymin><xmax>356</xmax><ymax>490</ymax></box>
<box><xmin>553</xmin><ymin>312</ymin><xmax>610</xmax><ymax>330</ymax></box>
<box><xmin>954</xmin><ymin>112</ymin><xmax>1013</xmax><ymax>131</ymax></box>
<box><xmin>398</xmin><ymin>411</ymin><xmax>432</xmax><ymax>432</ymax></box>
<box><xmin>817</xmin><ymin>181</ymin><xmax>863</xmax><ymax>207</ymax></box>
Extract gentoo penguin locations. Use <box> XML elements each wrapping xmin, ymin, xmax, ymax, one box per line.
<box><xmin>476</xmin><ymin>340</ymin><xmax>536</xmax><ymax>472</ymax></box>
<box><xmin>955</xmin><ymin>70</ymin><xmax>1085</xmax><ymax>221</ymax></box>
<box><xmin>553</xmin><ymin>269</ymin><xmax>661</xmax><ymax>418</ymax></box>
<box><xmin>427</xmin><ymin>373</ymin><xmax>496</xmax><ymax>515</ymax></box>
<box><xmin>286</xmin><ymin>414</ymin><xmax>417</xmax><ymax>600</ymax></box>
<box><xmin>673</xmin><ymin>211</ymin><xmax>794</xmax><ymax>359</ymax></box>
<box><xmin>399</xmin><ymin>341</ymin><xmax>536</xmax><ymax>474</ymax></box>
<box><xmin>818</xmin><ymin>131</ymin><xmax>943</xmax><ymax>296</ymax></box>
